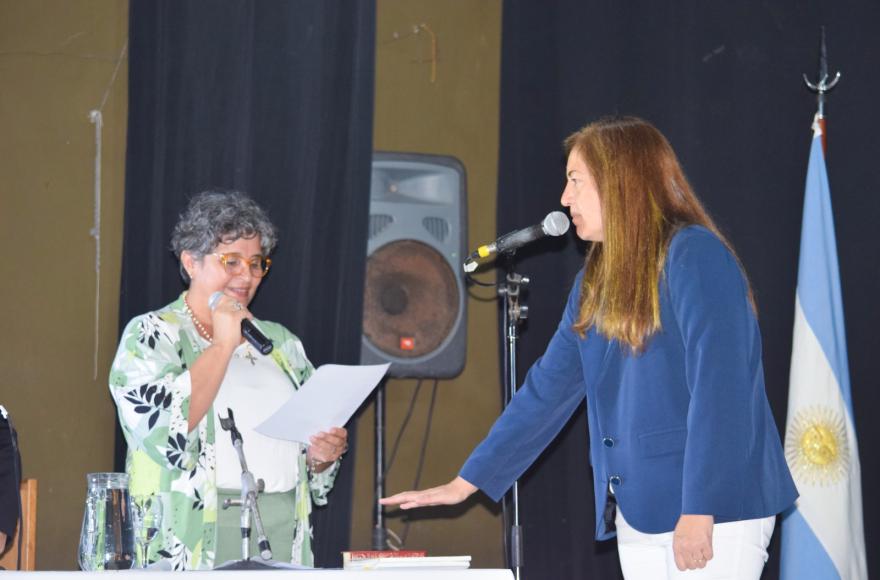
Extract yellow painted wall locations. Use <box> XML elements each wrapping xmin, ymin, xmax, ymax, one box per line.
<box><xmin>0</xmin><ymin>0</ymin><xmax>128</xmax><ymax>570</ymax></box>
<box><xmin>350</xmin><ymin>0</ymin><xmax>504</xmax><ymax>568</ymax></box>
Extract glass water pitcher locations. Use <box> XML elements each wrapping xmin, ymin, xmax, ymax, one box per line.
<box><xmin>78</xmin><ymin>472</ymin><xmax>135</xmax><ymax>570</ymax></box>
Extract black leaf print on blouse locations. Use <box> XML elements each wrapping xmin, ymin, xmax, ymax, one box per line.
<box><xmin>138</xmin><ymin>316</ymin><xmax>162</xmax><ymax>350</ymax></box>
<box><xmin>158</xmin><ymin>540</ymin><xmax>190</xmax><ymax>571</ymax></box>
<box><xmin>192</xmin><ymin>488</ymin><xmax>204</xmax><ymax>511</ymax></box>
<box><xmin>166</xmin><ymin>432</ymin><xmax>189</xmax><ymax>469</ymax></box>
<box><xmin>124</xmin><ymin>384</ymin><xmax>171</xmax><ymax>431</ymax></box>
<box><xmin>193</xmin><ymin>442</ymin><xmax>208</xmax><ymax>478</ymax></box>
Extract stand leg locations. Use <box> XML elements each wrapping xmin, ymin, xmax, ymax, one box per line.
<box><xmin>240</xmin><ymin>505</ymin><xmax>251</xmax><ymax>561</ymax></box>
<box><xmin>500</xmin><ymin>270</ymin><xmax>527</xmax><ymax>579</ymax></box>
<box><xmin>511</xmin><ymin>481</ymin><xmax>523</xmax><ymax>579</ymax></box>
<box><xmin>372</xmin><ymin>383</ymin><xmax>388</xmax><ymax>550</ymax></box>
<box><xmin>500</xmin><ymin>292</ymin><xmax>512</xmax><ymax>567</ymax></box>
<box><xmin>249</xmin><ymin>492</ymin><xmax>272</xmax><ymax>560</ymax></box>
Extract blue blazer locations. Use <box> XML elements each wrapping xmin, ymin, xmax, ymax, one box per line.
<box><xmin>460</xmin><ymin>226</ymin><xmax>797</xmax><ymax>540</ymax></box>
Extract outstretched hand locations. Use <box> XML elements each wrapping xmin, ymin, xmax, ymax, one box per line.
<box><xmin>380</xmin><ymin>476</ymin><xmax>478</xmax><ymax>510</ymax></box>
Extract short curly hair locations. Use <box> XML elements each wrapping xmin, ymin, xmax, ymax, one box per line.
<box><xmin>171</xmin><ymin>191</ymin><xmax>278</xmax><ymax>283</ymax></box>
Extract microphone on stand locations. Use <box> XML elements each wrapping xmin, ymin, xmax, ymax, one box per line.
<box><xmin>208</xmin><ymin>292</ymin><xmax>274</xmax><ymax>355</ymax></box>
<box><xmin>463</xmin><ymin>211</ymin><xmax>570</xmax><ymax>272</ymax></box>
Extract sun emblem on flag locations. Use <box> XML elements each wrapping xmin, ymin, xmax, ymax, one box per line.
<box><xmin>785</xmin><ymin>406</ymin><xmax>849</xmax><ymax>486</ymax></box>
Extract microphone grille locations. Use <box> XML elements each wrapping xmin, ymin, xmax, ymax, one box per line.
<box><xmin>543</xmin><ymin>211</ymin><xmax>571</xmax><ymax>237</ymax></box>
<box><xmin>208</xmin><ymin>291</ymin><xmax>224</xmax><ymax>311</ymax></box>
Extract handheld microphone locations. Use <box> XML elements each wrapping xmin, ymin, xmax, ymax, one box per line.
<box><xmin>463</xmin><ymin>211</ymin><xmax>570</xmax><ymax>272</ymax></box>
<box><xmin>209</xmin><ymin>292</ymin><xmax>274</xmax><ymax>355</ymax></box>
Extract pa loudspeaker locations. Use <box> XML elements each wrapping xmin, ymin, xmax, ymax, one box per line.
<box><xmin>360</xmin><ymin>152</ymin><xmax>467</xmax><ymax>378</ymax></box>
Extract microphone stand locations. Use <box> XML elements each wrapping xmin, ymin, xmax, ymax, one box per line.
<box><xmin>465</xmin><ymin>214</ymin><xmax>569</xmax><ymax>579</ymax></box>
<box><xmin>218</xmin><ymin>409</ymin><xmax>275</xmax><ymax>569</ymax></box>
<box><xmin>497</xmin><ymin>258</ymin><xmax>528</xmax><ymax>580</ymax></box>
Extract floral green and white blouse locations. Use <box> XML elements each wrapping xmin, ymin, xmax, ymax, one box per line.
<box><xmin>109</xmin><ymin>293</ymin><xmax>338</xmax><ymax>570</ymax></box>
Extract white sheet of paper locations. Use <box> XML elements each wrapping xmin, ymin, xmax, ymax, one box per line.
<box><xmin>254</xmin><ymin>363</ymin><xmax>389</xmax><ymax>443</ymax></box>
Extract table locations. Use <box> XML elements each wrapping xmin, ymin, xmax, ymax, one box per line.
<box><xmin>5</xmin><ymin>571</ymin><xmax>514</xmax><ymax>579</ymax></box>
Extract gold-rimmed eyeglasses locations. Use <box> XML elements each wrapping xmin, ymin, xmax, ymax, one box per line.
<box><xmin>211</xmin><ymin>253</ymin><xmax>272</xmax><ymax>278</ymax></box>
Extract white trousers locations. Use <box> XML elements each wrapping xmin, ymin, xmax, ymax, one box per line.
<box><xmin>615</xmin><ymin>509</ymin><xmax>775</xmax><ymax>580</ymax></box>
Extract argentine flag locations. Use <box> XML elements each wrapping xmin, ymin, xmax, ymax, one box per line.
<box><xmin>780</xmin><ymin>119</ymin><xmax>868</xmax><ymax>580</ymax></box>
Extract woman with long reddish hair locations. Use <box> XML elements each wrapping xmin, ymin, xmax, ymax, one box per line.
<box><xmin>382</xmin><ymin>117</ymin><xmax>797</xmax><ymax>579</ymax></box>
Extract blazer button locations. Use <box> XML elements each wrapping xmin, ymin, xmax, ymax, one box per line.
<box><xmin>610</xmin><ymin>475</ymin><xmax>622</xmax><ymax>486</ymax></box>
<box><xmin>603</xmin><ymin>437</ymin><xmax>615</xmax><ymax>448</ymax></box>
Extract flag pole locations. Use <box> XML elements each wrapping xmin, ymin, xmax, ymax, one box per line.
<box><xmin>802</xmin><ymin>26</ymin><xmax>841</xmax><ymax>150</ymax></box>
<box><xmin>780</xmin><ymin>28</ymin><xmax>868</xmax><ymax>580</ymax></box>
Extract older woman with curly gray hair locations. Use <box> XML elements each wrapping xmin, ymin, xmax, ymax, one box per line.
<box><xmin>109</xmin><ymin>191</ymin><xmax>347</xmax><ymax>570</ymax></box>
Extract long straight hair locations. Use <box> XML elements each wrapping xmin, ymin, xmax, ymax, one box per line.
<box><xmin>566</xmin><ymin>117</ymin><xmax>753</xmax><ymax>351</ymax></box>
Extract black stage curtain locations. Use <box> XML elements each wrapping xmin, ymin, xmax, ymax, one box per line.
<box><xmin>497</xmin><ymin>2</ymin><xmax>880</xmax><ymax>579</ymax></box>
<box><xmin>117</xmin><ymin>0</ymin><xmax>375</xmax><ymax>567</ymax></box>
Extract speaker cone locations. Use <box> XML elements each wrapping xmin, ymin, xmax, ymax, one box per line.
<box><xmin>363</xmin><ymin>240</ymin><xmax>459</xmax><ymax>358</ymax></box>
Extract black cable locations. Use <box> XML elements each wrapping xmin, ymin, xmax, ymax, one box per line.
<box><xmin>410</xmin><ymin>380</ymin><xmax>438</xmax><ymax>491</ymax></box>
<box><xmin>381</xmin><ymin>379</ymin><xmax>422</xmax><ymax>481</ymax></box>
<box><xmin>466</xmin><ymin>286</ymin><xmax>500</xmax><ymax>302</ymax></box>
<box><xmin>465</xmin><ymin>271</ymin><xmax>501</xmax><ymax>302</ymax></box>
<box><xmin>400</xmin><ymin>379</ymin><xmax>439</xmax><ymax>546</ymax></box>
<box><xmin>464</xmin><ymin>271</ymin><xmax>497</xmax><ymax>288</ymax></box>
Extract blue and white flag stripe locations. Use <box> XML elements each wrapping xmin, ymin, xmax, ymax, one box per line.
<box><xmin>780</xmin><ymin>121</ymin><xmax>867</xmax><ymax>580</ymax></box>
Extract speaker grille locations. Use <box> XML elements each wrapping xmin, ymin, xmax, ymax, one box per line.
<box><xmin>363</xmin><ymin>240</ymin><xmax>459</xmax><ymax>359</ymax></box>
<box><xmin>369</xmin><ymin>214</ymin><xmax>394</xmax><ymax>239</ymax></box>
<box><xmin>422</xmin><ymin>216</ymin><xmax>450</xmax><ymax>243</ymax></box>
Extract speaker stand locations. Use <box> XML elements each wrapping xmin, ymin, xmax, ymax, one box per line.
<box><xmin>498</xmin><ymin>268</ymin><xmax>528</xmax><ymax>580</ymax></box>
<box><xmin>372</xmin><ymin>379</ymin><xmax>388</xmax><ymax>550</ymax></box>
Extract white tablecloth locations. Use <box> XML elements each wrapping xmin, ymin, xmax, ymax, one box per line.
<box><xmin>5</xmin><ymin>571</ymin><xmax>513</xmax><ymax>580</ymax></box>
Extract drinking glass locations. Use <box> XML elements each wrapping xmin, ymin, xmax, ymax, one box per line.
<box><xmin>131</xmin><ymin>495</ymin><xmax>163</xmax><ymax>568</ymax></box>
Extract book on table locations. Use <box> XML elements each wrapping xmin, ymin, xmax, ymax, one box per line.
<box><xmin>342</xmin><ymin>550</ymin><xmax>426</xmax><ymax>564</ymax></box>
<box><xmin>344</xmin><ymin>556</ymin><xmax>471</xmax><ymax>570</ymax></box>
<box><xmin>341</xmin><ymin>551</ymin><xmax>471</xmax><ymax>570</ymax></box>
